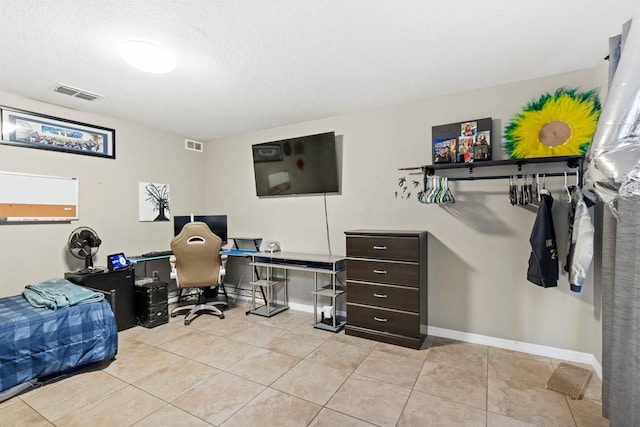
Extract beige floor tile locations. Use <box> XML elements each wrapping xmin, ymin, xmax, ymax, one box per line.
<box><xmin>354</xmin><ymin>349</ymin><xmax>423</xmax><ymax>388</ymax></box>
<box><xmin>488</xmin><ymin>376</ymin><xmax>575</xmax><ymax>426</ymax></box>
<box><xmin>132</xmin><ymin>404</ymin><xmax>212</xmax><ymax>427</ymax></box>
<box><xmin>567</xmin><ymin>398</ymin><xmax>608</xmax><ymax>427</ymax></box>
<box><xmin>426</xmin><ymin>338</ymin><xmax>488</xmax><ymax>375</ymax></box>
<box><xmin>306</xmin><ymin>340</ymin><xmax>370</xmax><ymax>371</ymax></box>
<box><xmin>264</xmin><ymin>331</ymin><xmax>327</xmax><ymax>358</ymax></box>
<box><xmin>116</xmin><ymin>334</ymin><xmax>156</xmax><ymax>354</ymax></box>
<box><xmin>488</xmin><ymin>351</ymin><xmax>555</xmax><ymax>389</ymax></box>
<box><xmin>222</xmin><ymin>388</ymin><xmax>321</xmax><ymax>427</ymax></box>
<box><xmin>172</xmin><ymin>371</ymin><xmax>264</xmax><ymax>425</ymax></box>
<box><xmin>487</xmin><ymin>411</ymin><xmax>539</xmax><ymax>426</ymax></box>
<box><xmin>308</xmin><ymin>408</ymin><xmax>376</xmax><ymax>426</ymax></box>
<box><xmin>583</xmin><ymin>375</ymin><xmax>602</xmax><ymax>403</ymax></box>
<box><xmin>271</xmin><ymin>359</ymin><xmax>351</xmax><ymax>405</ymax></box>
<box><xmin>189</xmin><ymin>316</ymin><xmax>254</xmax><ymax>337</ymax></box>
<box><xmin>104</xmin><ymin>344</ymin><xmax>182</xmax><ymax>383</ymax></box>
<box><xmin>52</xmin><ymin>385</ymin><xmax>164</xmax><ymax>427</ymax></box>
<box><xmin>326</xmin><ymin>374</ymin><xmax>411</xmax><ymax>427</ymax></box>
<box><xmin>330</xmin><ymin>330</ymin><xmax>379</xmax><ymax>349</ymax></box>
<box><xmin>229</xmin><ymin>322</ymin><xmax>287</xmax><ymax>347</ymax></box>
<box><xmin>414</xmin><ymin>361</ymin><xmax>487</xmax><ymax>410</ymax></box>
<box><xmin>251</xmin><ymin>309</ymin><xmax>313</xmax><ymax>330</ymax></box>
<box><xmin>156</xmin><ymin>328</ymin><xmax>220</xmax><ymax>357</ymax></box>
<box><xmin>373</xmin><ymin>341</ymin><xmax>430</xmax><ymax>361</ymax></box>
<box><xmin>20</xmin><ymin>370</ymin><xmax>128</xmax><ymax>421</ymax></box>
<box><xmin>226</xmin><ymin>348</ymin><xmax>301</xmax><ymax>385</ymax></box>
<box><xmin>289</xmin><ymin>321</ymin><xmax>336</xmax><ymax>340</ymax></box>
<box><xmin>122</xmin><ymin>321</ymin><xmax>192</xmax><ymax>347</ymax></box>
<box><xmin>489</xmin><ymin>347</ymin><xmax>554</xmax><ymax>364</ymax></box>
<box><xmin>398</xmin><ymin>390</ymin><xmax>487</xmax><ymax>427</ymax></box>
<box><xmin>0</xmin><ymin>398</ymin><xmax>52</xmax><ymax>427</ymax></box>
<box><xmin>189</xmin><ymin>336</ymin><xmax>260</xmax><ymax>370</ymax></box>
<box><xmin>133</xmin><ymin>357</ymin><xmax>221</xmax><ymax>402</ymax></box>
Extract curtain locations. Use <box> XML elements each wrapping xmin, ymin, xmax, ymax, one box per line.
<box><xmin>600</xmin><ymin>20</ymin><xmax>640</xmax><ymax>425</ymax></box>
<box><xmin>601</xmin><ymin>198</ymin><xmax>640</xmax><ymax>425</ymax></box>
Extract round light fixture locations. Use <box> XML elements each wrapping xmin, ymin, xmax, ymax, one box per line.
<box><xmin>118</xmin><ymin>40</ymin><xmax>177</xmax><ymax>74</ymax></box>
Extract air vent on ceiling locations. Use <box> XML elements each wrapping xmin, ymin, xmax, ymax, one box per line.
<box><xmin>53</xmin><ymin>83</ymin><xmax>103</xmax><ymax>101</ymax></box>
<box><xmin>185</xmin><ymin>139</ymin><xmax>203</xmax><ymax>152</ymax></box>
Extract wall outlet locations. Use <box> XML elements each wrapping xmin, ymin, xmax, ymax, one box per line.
<box><xmin>152</xmin><ymin>270</ymin><xmax>159</xmax><ymax>279</ymax></box>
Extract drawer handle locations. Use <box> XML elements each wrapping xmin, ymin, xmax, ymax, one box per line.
<box><xmin>373</xmin><ymin>316</ymin><xmax>388</xmax><ymax>322</ymax></box>
<box><xmin>373</xmin><ymin>293</ymin><xmax>387</xmax><ymax>298</ymax></box>
<box><xmin>373</xmin><ymin>269</ymin><xmax>387</xmax><ymax>274</ymax></box>
<box><xmin>372</xmin><ymin>245</ymin><xmax>387</xmax><ymax>250</ymax></box>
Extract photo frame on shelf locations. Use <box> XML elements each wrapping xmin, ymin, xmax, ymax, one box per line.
<box><xmin>0</xmin><ymin>106</ymin><xmax>115</xmax><ymax>159</ymax></box>
<box><xmin>432</xmin><ymin>117</ymin><xmax>492</xmax><ymax>164</ymax></box>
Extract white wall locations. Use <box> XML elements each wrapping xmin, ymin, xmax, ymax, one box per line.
<box><xmin>204</xmin><ymin>69</ymin><xmax>602</xmax><ymax>354</ymax></box>
<box><xmin>0</xmin><ymin>91</ymin><xmax>206</xmax><ymax>297</ymax></box>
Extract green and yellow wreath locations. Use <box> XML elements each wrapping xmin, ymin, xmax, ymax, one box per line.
<box><xmin>503</xmin><ymin>88</ymin><xmax>601</xmax><ymax>159</ymax></box>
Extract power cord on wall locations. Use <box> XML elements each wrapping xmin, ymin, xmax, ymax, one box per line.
<box><xmin>324</xmin><ymin>192</ymin><xmax>332</xmax><ymax>255</ymax></box>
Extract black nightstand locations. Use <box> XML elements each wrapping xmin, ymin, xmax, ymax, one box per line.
<box><xmin>65</xmin><ymin>269</ymin><xmax>136</xmax><ymax>331</ymax></box>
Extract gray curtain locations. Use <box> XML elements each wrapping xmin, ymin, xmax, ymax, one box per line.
<box><xmin>600</xmin><ymin>21</ymin><xmax>640</xmax><ymax>425</ymax></box>
<box><xmin>601</xmin><ymin>198</ymin><xmax>640</xmax><ymax>425</ymax></box>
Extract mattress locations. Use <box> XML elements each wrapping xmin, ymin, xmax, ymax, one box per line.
<box><xmin>0</xmin><ymin>294</ymin><xmax>118</xmax><ymax>393</ymax></box>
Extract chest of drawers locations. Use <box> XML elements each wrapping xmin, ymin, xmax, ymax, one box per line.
<box><xmin>345</xmin><ymin>230</ymin><xmax>428</xmax><ymax>349</ymax></box>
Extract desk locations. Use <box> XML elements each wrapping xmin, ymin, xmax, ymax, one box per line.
<box><xmin>249</xmin><ymin>252</ymin><xmax>346</xmax><ymax>331</ymax></box>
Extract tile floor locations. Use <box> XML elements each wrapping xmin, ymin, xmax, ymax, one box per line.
<box><xmin>0</xmin><ymin>303</ymin><xmax>606</xmax><ymax>426</ymax></box>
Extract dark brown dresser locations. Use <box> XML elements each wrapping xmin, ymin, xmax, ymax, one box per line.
<box><xmin>344</xmin><ymin>230</ymin><xmax>428</xmax><ymax>349</ymax></box>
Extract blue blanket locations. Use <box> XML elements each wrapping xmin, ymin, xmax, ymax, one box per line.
<box><xmin>23</xmin><ymin>278</ymin><xmax>104</xmax><ymax>309</ymax></box>
<box><xmin>0</xmin><ymin>294</ymin><xmax>117</xmax><ymax>393</ymax></box>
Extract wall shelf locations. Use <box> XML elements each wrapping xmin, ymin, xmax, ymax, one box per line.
<box><xmin>400</xmin><ymin>155</ymin><xmax>584</xmax><ymax>185</ymax></box>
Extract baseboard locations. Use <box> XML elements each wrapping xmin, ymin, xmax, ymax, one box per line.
<box><xmin>428</xmin><ymin>326</ymin><xmax>601</xmax><ymax>379</ymax></box>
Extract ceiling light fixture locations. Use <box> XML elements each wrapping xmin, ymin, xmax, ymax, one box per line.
<box><xmin>118</xmin><ymin>40</ymin><xmax>177</xmax><ymax>74</ymax></box>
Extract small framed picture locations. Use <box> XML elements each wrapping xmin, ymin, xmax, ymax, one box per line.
<box><xmin>433</xmin><ymin>137</ymin><xmax>456</xmax><ymax>163</ymax></box>
<box><xmin>473</xmin><ymin>130</ymin><xmax>491</xmax><ymax>161</ymax></box>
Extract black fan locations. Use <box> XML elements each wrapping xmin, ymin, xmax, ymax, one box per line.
<box><xmin>68</xmin><ymin>226</ymin><xmax>102</xmax><ymax>271</ymax></box>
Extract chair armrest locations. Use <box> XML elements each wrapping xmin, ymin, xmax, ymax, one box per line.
<box><xmin>169</xmin><ymin>255</ymin><xmax>177</xmax><ymax>280</ymax></box>
<box><xmin>219</xmin><ymin>254</ymin><xmax>228</xmax><ymax>283</ymax></box>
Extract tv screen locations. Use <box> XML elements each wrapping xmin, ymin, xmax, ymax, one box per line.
<box><xmin>252</xmin><ymin>131</ymin><xmax>339</xmax><ymax>197</ymax></box>
<box><xmin>173</xmin><ymin>215</ymin><xmax>228</xmax><ymax>245</ymax></box>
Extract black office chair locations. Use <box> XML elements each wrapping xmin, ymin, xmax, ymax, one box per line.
<box><xmin>169</xmin><ymin>221</ymin><xmax>228</xmax><ymax>325</ymax></box>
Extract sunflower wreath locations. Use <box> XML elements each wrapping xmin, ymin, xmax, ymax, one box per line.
<box><xmin>503</xmin><ymin>88</ymin><xmax>601</xmax><ymax>159</ymax></box>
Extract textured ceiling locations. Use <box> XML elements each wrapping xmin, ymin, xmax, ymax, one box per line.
<box><xmin>0</xmin><ymin>1</ymin><xmax>637</xmax><ymax>141</ymax></box>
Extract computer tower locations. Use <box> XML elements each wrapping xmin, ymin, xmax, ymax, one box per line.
<box><xmin>135</xmin><ymin>280</ymin><xmax>169</xmax><ymax>328</ymax></box>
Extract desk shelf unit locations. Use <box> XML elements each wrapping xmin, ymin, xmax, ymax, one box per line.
<box><xmin>249</xmin><ymin>252</ymin><xmax>346</xmax><ymax>331</ymax></box>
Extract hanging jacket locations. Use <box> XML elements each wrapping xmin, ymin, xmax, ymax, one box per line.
<box><xmin>566</xmin><ymin>189</ymin><xmax>595</xmax><ymax>292</ymax></box>
<box><xmin>527</xmin><ymin>191</ymin><xmax>559</xmax><ymax>287</ymax></box>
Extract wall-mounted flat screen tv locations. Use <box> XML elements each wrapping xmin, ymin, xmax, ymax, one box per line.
<box><xmin>252</xmin><ymin>131</ymin><xmax>339</xmax><ymax>197</ymax></box>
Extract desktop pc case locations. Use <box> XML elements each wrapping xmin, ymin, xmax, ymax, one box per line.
<box><xmin>135</xmin><ymin>281</ymin><xmax>168</xmax><ymax>328</ymax></box>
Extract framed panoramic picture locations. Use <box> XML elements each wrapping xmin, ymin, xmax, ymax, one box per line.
<box><xmin>0</xmin><ymin>106</ymin><xmax>115</xmax><ymax>159</ymax></box>
<box><xmin>432</xmin><ymin>117</ymin><xmax>492</xmax><ymax>164</ymax></box>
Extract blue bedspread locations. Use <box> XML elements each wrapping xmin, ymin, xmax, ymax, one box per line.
<box><xmin>23</xmin><ymin>278</ymin><xmax>104</xmax><ymax>309</ymax></box>
<box><xmin>0</xmin><ymin>294</ymin><xmax>118</xmax><ymax>393</ymax></box>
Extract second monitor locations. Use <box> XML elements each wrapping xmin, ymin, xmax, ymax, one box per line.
<box><xmin>173</xmin><ymin>215</ymin><xmax>228</xmax><ymax>245</ymax></box>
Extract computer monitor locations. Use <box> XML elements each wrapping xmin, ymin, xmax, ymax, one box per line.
<box><xmin>173</xmin><ymin>215</ymin><xmax>228</xmax><ymax>245</ymax></box>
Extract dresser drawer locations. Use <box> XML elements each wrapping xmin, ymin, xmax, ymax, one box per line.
<box><xmin>347</xmin><ymin>304</ymin><xmax>419</xmax><ymax>336</ymax></box>
<box><xmin>347</xmin><ymin>281</ymin><xmax>419</xmax><ymax>312</ymax></box>
<box><xmin>346</xmin><ymin>236</ymin><xmax>419</xmax><ymax>261</ymax></box>
<box><xmin>346</xmin><ymin>259</ymin><xmax>419</xmax><ymax>287</ymax></box>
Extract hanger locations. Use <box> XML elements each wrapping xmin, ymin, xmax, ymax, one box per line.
<box><xmin>540</xmin><ymin>173</ymin><xmax>550</xmax><ymax>195</ymax></box>
<box><xmin>563</xmin><ymin>172</ymin><xmax>571</xmax><ymax>202</ymax></box>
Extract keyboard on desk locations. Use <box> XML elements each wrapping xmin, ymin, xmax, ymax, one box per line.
<box><xmin>140</xmin><ymin>250</ymin><xmax>173</xmax><ymax>257</ymax></box>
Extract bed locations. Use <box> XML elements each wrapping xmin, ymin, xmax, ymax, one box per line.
<box><xmin>0</xmin><ymin>291</ymin><xmax>118</xmax><ymax>399</ymax></box>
